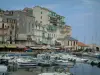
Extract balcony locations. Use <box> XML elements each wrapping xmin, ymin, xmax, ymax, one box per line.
<box><xmin>47</xmin><ymin>36</ymin><xmax>52</xmax><ymax>40</ymax></box>
<box><xmin>47</xmin><ymin>25</ymin><xmax>57</xmax><ymax>32</ymax></box>
<box><xmin>48</xmin><ymin>13</ymin><xmax>57</xmax><ymax>18</ymax></box>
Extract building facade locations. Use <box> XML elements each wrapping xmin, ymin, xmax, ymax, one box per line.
<box><xmin>32</xmin><ymin>6</ymin><xmax>65</xmax><ymax>45</ymax></box>
<box><xmin>0</xmin><ymin>6</ymin><xmax>78</xmax><ymax>49</ymax></box>
<box><xmin>23</xmin><ymin>6</ymin><xmax>75</xmax><ymax>47</ymax></box>
<box><xmin>77</xmin><ymin>42</ymin><xmax>88</xmax><ymax>50</ymax></box>
<box><xmin>58</xmin><ymin>36</ymin><xmax>78</xmax><ymax>50</ymax></box>
<box><xmin>0</xmin><ymin>10</ymin><xmax>17</xmax><ymax>44</ymax></box>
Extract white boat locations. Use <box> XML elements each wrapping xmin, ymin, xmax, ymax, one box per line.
<box><xmin>37</xmin><ymin>53</ymin><xmax>52</xmax><ymax>66</ymax></box>
<box><xmin>38</xmin><ymin>72</ymin><xmax>71</xmax><ymax>75</ymax></box>
<box><xmin>16</xmin><ymin>56</ymin><xmax>37</xmax><ymax>68</ymax></box>
<box><xmin>0</xmin><ymin>53</ymin><xmax>15</xmax><ymax>60</ymax></box>
<box><xmin>0</xmin><ymin>65</ymin><xmax>8</xmax><ymax>75</ymax></box>
<box><xmin>62</xmin><ymin>54</ymin><xmax>88</xmax><ymax>63</ymax></box>
<box><xmin>55</xmin><ymin>59</ymin><xmax>74</xmax><ymax>67</ymax></box>
<box><xmin>93</xmin><ymin>53</ymin><xmax>100</xmax><ymax>59</ymax></box>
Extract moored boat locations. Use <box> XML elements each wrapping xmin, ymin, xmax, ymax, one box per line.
<box><xmin>38</xmin><ymin>72</ymin><xmax>72</xmax><ymax>75</ymax></box>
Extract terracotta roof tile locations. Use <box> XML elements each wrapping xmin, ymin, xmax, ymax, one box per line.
<box><xmin>77</xmin><ymin>42</ymin><xmax>88</xmax><ymax>47</ymax></box>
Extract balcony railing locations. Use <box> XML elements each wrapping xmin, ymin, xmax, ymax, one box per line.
<box><xmin>47</xmin><ymin>25</ymin><xmax>57</xmax><ymax>32</ymax></box>
<box><xmin>47</xmin><ymin>36</ymin><xmax>52</xmax><ymax>39</ymax></box>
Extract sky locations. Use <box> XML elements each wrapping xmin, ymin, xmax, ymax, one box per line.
<box><xmin>0</xmin><ymin>0</ymin><xmax>100</xmax><ymax>45</ymax></box>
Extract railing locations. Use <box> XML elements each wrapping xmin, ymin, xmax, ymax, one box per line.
<box><xmin>47</xmin><ymin>36</ymin><xmax>52</xmax><ymax>39</ymax></box>
<box><xmin>47</xmin><ymin>25</ymin><xmax>57</xmax><ymax>32</ymax></box>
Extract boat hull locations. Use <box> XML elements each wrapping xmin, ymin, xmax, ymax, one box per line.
<box><xmin>17</xmin><ymin>62</ymin><xmax>37</xmax><ymax>68</ymax></box>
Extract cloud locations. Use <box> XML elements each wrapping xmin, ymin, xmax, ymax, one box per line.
<box><xmin>40</xmin><ymin>4</ymin><xmax>60</xmax><ymax>10</ymax></box>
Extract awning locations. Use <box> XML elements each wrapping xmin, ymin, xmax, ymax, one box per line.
<box><xmin>55</xmin><ymin>48</ymin><xmax>60</xmax><ymax>49</ymax></box>
<box><xmin>0</xmin><ymin>44</ymin><xmax>5</xmax><ymax>48</ymax></box>
<box><xmin>31</xmin><ymin>46</ymin><xmax>48</xmax><ymax>49</ymax></box>
<box><xmin>5</xmin><ymin>44</ymin><xmax>17</xmax><ymax>48</ymax></box>
<box><xmin>30</xmin><ymin>47</ymin><xmax>41</xmax><ymax>49</ymax></box>
<box><xmin>16</xmin><ymin>44</ymin><xmax>25</xmax><ymax>48</ymax></box>
<box><xmin>64</xmin><ymin>46</ymin><xmax>74</xmax><ymax>48</ymax></box>
<box><xmin>42</xmin><ymin>46</ymin><xmax>47</xmax><ymax>49</ymax></box>
<box><xmin>50</xmin><ymin>47</ymin><xmax>55</xmax><ymax>50</ymax></box>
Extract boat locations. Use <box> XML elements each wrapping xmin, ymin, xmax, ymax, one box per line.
<box><xmin>0</xmin><ymin>53</ymin><xmax>16</xmax><ymax>60</ymax></box>
<box><xmin>55</xmin><ymin>59</ymin><xmax>74</xmax><ymax>67</ymax></box>
<box><xmin>38</xmin><ymin>72</ymin><xmax>71</xmax><ymax>75</ymax></box>
<box><xmin>16</xmin><ymin>56</ymin><xmax>38</xmax><ymax>68</ymax></box>
<box><xmin>94</xmin><ymin>53</ymin><xmax>100</xmax><ymax>59</ymax></box>
<box><xmin>37</xmin><ymin>53</ymin><xmax>53</xmax><ymax>66</ymax></box>
<box><xmin>0</xmin><ymin>65</ymin><xmax>8</xmax><ymax>75</ymax></box>
<box><xmin>0</xmin><ymin>59</ymin><xmax>11</xmax><ymax>75</ymax></box>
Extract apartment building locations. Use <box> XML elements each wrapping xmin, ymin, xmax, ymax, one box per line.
<box><xmin>4</xmin><ymin>10</ymin><xmax>49</xmax><ymax>46</ymax></box>
<box><xmin>0</xmin><ymin>10</ymin><xmax>17</xmax><ymax>44</ymax></box>
<box><xmin>0</xmin><ymin>14</ymin><xmax>6</xmax><ymax>43</ymax></box>
<box><xmin>24</xmin><ymin>6</ymin><xmax>65</xmax><ymax>45</ymax></box>
<box><xmin>32</xmin><ymin>6</ymin><xmax>65</xmax><ymax>25</ymax></box>
<box><xmin>23</xmin><ymin>6</ymin><xmax>74</xmax><ymax>46</ymax></box>
<box><xmin>0</xmin><ymin>6</ymin><xmax>75</xmax><ymax>48</ymax></box>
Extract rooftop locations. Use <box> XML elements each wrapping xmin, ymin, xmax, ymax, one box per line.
<box><xmin>77</xmin><ymin>42</ymin><xmax>88</xmax><ymax>47</ymax></box>
<box><xmin>34</xmin><ymin>6</ymin><xmax>64</xmax><ymax>17</ymax></box>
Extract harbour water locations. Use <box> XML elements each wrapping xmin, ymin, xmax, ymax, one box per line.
<box><xmin>1</xmin><ymin>52</ymin><xmax>100</xmax><ymax>75</ymax></box>
<box><xmin>11</xmin><ymin>63</ymin><xmax>100</xmax><ymax>75</ymax></box>
<box><xmin>70</xmin><ymin>63</ymin><xmax>100</xmax><ymax>75</ymax></box>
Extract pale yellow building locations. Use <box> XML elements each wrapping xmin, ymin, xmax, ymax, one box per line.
<box><xmin>57</xmin><ymin>36</ymin><xmax>78</xmax><ymax>50</ymax></box>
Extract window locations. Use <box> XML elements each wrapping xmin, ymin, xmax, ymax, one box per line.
<box><xmin>2</xmin><ymin>23</ymin><xmax>4</xmax><ymax>28</ymax></box>
<box><xmin>7</xmin><ymin>19</ymin><xmax>8</xmax><ymax>22</ymax></box>
<box><xmin>41</xmin><ymin>16</ymin><xmax>42</xmax><ymax>19</ymax></box>
<box><xmin>32</xmin><ymin>24</ymin><xmax>34</xmax><ymax>28</ymax></box>
<box><xmin>41</xmin><ymin>11</ymin><xmax>42</xmax><ymax>14</ymax></box>
<box><xmin>40</xmin><ymin>21</ymin><xmax>42</xmax><ymax>23</ymax></box>
<box><xmin>68</xmin><ymin>41</ymin><xmax>69</xmax><ymax>46</ymax></box>
<box><xmin>71</xmin><ymin>41</ymin><xmax>72</xmax><ymax>46</ymax></box>
<box><xmin>8</xmin><ymin>26</ymin><xmax>9</xmax><ymax>28</ymax></box>
<box><xmin>74</xmin><ymin>41</ymin><xmax>76</xmax><ymax>46</ymax></box>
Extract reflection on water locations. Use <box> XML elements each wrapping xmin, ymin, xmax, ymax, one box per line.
<box><xmin>11</xmin><ymin>63</ymin><xmax>100</xmax><ymax>75</ymax></box>
<box><xmin>37</xmin><ymin>66</ymin><xmax>68</xmax><ymax>73</ymax></box>
<box><xmin>36</xmin><ymin>63</ymin><xmax>100</xmax><ymax>75</ymax></box>
<box><xmin>70</xmin><ymin>63</ymin><xmax>100</xmax><ymax>75</ymax></box>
